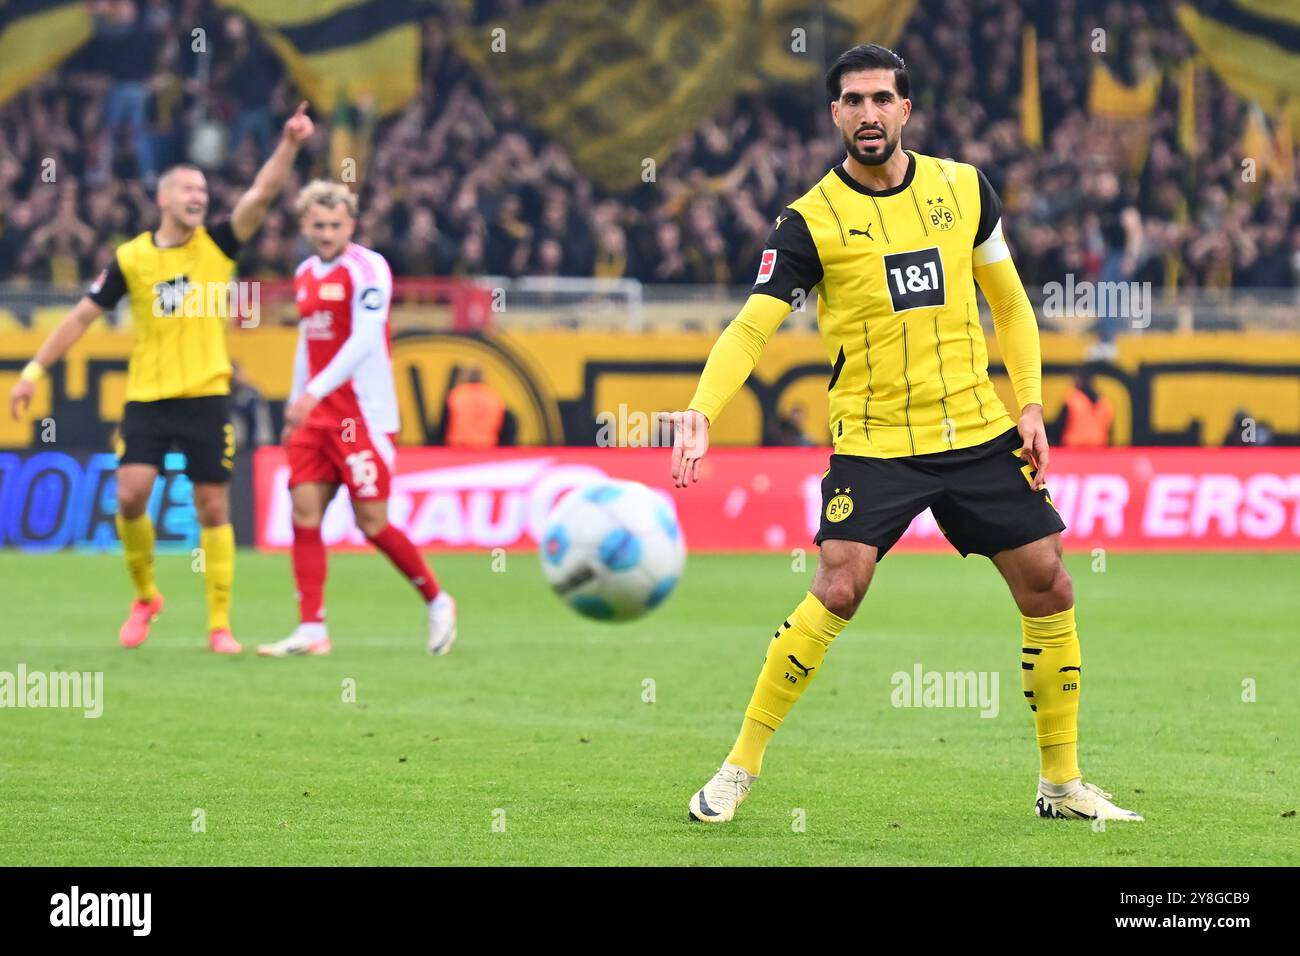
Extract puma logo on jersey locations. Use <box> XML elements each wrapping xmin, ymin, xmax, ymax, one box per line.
<box><xmin>774</xmin><ymin>215</ymin><xmax>789</xmax><ymax>230</ymax></box>
<box><xmin>849</xmin><ymin>226</ymin><xmax>873</xmax><ymax>239</ymax></box>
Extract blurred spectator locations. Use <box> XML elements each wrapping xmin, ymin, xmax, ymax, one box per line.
<box><xmin>0</xmin><ymin>0</ymin><xmax>1295</xmax><ymax>304</ymax></box>
<box><xmin>217</xmin><ymin>15</ymin><xmax>281</xmax><ymax>161</ymax></box>
<box><xmin>1051</xmin><ymin>367</ymin><xmax>1114</xmax><ymax>448</ymax></box>
<box><xmin>1223</xmin><ymin>410</ymin><xmax>1273</xmax><ymax>446</ymax></box>
<box><xmin>229</xmin><ymin>360</ymin><xmax>274</xmax><ymax>451</ymax></box>
<box><xmin>443</xmin><ymin>365</ymin><xmax>506</xmax><ymax>448</ymax></box>
<box><xmin>765</xmin><ymin>404</ymin><xmax>817</xmax><ymax>446</ymax></box>
<box><xmin>1088</xmin><ymin>170</ymin><xmax>1143</xmax><ymax>355</ymax></box>
<box><xmin>91</xmin><ymin>0</ymin><xmax>162</xmax><ymax>184</ymax></box>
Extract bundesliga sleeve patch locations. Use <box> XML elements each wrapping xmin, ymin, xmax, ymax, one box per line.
<box><xmin>89</xmin><ymin>269</ymin><xmax>107</xmax><ymax>295</ymax></box>
<box><xmin>755</xmin><ymin>249</ymin><xmax>777</xmax><ymax>284</ymax></box>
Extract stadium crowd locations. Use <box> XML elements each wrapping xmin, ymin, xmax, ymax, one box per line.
<box><xmin>0</xmin><ymin>0</ymin><xmax>1296</xmax><ymax>295</ymax></box>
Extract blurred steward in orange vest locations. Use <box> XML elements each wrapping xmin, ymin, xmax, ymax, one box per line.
<box><xmin>444</xmin><ymin>365</ymin><xmax>506</xmax><ymax>448</ymax></box>
<box><xmin>1053</xmin><ymin>368</ymin><xmax>1113</xmax><ymax>448</ymax></box>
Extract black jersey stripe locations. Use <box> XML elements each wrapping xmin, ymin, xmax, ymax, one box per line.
<box><xmin>933</xmin><ymin>157</ymin><xmax>963</xmax><ymax>219</ymax></box>
<box><xmin>827</xmin><ymin>344</ymin><xmax>846</xmax><ymax>391</ymax></box>
<box><xmin>818</xmin><ymin>186</ymin><xmax>847</xmax><ymax>246</ymax></box>
<box><xmin>908</xmin><ymin>186</ymin><xmax>930</xmax><ymax>236</ymax></box>
<box><xmin>863</xmin><ymin>320</ymin><xmax>874</xmax><ymax>441</ymax></box>
<box><xmin>933</xmin><ymin>315</ymin><xmax>951</xmax><ymax>447</ymax></box>
<box><xmin>868</xmin><ymin>195</ymin><xmax>891</xmax><ymax>244</ymax></box>
<box><xmin>966</xmin><ymin>303</ymin><xmax>990</xmax><ymax>426</ymax></box>
<box><xmin>901</xmin><ymin>322</ymin><xmax>915</xmax><ymax>455</ymax></box>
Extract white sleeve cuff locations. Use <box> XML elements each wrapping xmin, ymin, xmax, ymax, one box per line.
<box><xmin>973</xmin><ymin>218</ymin><xmax>1010</xmax><ymax>267</ymax></box>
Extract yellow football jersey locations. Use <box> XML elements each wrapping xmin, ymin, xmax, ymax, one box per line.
<box><xmin>88</xmin><ymin>222</ymin><xmax>241</xmax><ymax>402</ymax></box>
<box><xmin>755</xmin><ymin>151</ymin><xmax>1015</xmax><ymax>457</ymax></box>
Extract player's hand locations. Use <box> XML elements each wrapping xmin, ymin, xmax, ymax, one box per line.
<box><xmin>1017</xmin><ymin>404</ymin><xmax>1050</xmax><ymax>490</ymax></box>
<box><xmin>280</xmin><ymin>425</ymin><xmax>294</xmax><ymax>445</ymax></box>
<box><xmin>657</xmin><ymin>410</ymin><xmax>710</xmax><ymax>488</ymax></box>
<box><xmin>9</xmin><ymin>379</ymin><xmax>34</xmax><ymax>420</ymax></box>
<box><xmin>284</xmin><ymin>392</ymin><xmax>319</xmax><ymax>431</ymax></box>
<box><xmin>282</xmin><ymin>101</ymin><xmax>314</xmax><ymax>146</ymax></box>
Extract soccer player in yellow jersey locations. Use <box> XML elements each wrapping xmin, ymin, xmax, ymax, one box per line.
<box><xmin>9</xmin><ymin>102</ymin><xmax>315</xmax><ymax>654</ymax></box>
<box><xmin>662</xmin><ymin>46</ymin><xmax>1142</xmax><ymax>824</ymax></box>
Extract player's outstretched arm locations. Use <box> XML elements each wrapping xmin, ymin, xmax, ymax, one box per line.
<box><xmin>230</xmin><ymin>101</ymin><xmax>315</xmax><ymax>244</ymax></box>
<box><xmin>660</xmin><ymin>293</ymin><xmax>789</xmax><ymax>487</ymax></box>
<box><xmin>8</xmin><ymin>297</ymin><xmax>104</xmax><ymax>419</ymax></box>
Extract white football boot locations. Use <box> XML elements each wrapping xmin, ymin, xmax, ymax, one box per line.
<box><xmin>688</xmin><ymin>762</ymin><xmax>756</xmax><ymax>823</ymax></box>
<box><xmin>257</xmin><ymin>624</ymin><xmax>332</xmax><ymax>657</ymax></box>
<box><xmin>1035</xmin><ymin>778</ymin><xmax>1144</xmax><ymax>821</ymax></box>
<box><xmin>427</xmin><ymin>592</ymin><xmax>457</xmax><ymax>655</ymax></box>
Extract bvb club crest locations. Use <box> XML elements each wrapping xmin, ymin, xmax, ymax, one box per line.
<box><xmin>926</xmin><ymin>197</ymin><xmax>955</xmax><ymax>231</ymax></box>
<box><xmin>825</xmin><ymin>488</ymin><xmax>854</xmax><ymax>523</ymax></box>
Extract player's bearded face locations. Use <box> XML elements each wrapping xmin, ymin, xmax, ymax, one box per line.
<box><xmin>843</xmin><ymin>119</ymin><xmax>899</xmax><ymax>166</ymax></box>
<box><xmin>834</xmin><ymin>70</ymin><xmax>908</xmax><ymax>167</ymax></box>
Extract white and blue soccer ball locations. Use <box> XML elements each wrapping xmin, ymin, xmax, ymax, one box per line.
<box><xmin>539</xmin><ymin>480</ymin><xmax>686</xmax><ymax>621</ymax></box>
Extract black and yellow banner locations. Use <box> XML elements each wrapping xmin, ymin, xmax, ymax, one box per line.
<box><xmin>0</xmin><ymin>0</ymin><xmax>92</xmax><ymax>104</ymax></box>
<box><xmin>4</xmin><ymin>329</ymin><xmax>1300</xmax><ymax>451</ymax></box>
<box><xmin>455</xmin><ymin>0</ymin><xmax>917</xmax><ymax>190</ymax></box>
<box><xmin>218</xmin><ymin>0</ymin><xmax>425</xmax><ymax>116</ymax></box>
<box><xmin>1176</xmin><ymin>0</ymin><xmax>1300</xmax><ymax>135</ymax></box>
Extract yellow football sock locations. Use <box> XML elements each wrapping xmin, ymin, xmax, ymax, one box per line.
<box><xmin>116</xmin><ymin>513</ymin><xmax>157</xmax><ymax>602</ymax></box>
<box><xmin>727</xmin><ymin>592</ymin><xmax>848</xmax><ymax>776</ymax></box>
<box><xmin>1021</xmin><ymin>607</ymin><xmax>1082</xmax><ymax>785</ymax></box>
<box><xmin>200</xmin><ymin>524</ymin><xmax>235</xmax><ymax>632</ymax></box>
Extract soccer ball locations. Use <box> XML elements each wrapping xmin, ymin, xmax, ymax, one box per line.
<box><xmin>539</xmin><ymin>480</ymin><xmax>686</xmax><ymax>621</ymax></box>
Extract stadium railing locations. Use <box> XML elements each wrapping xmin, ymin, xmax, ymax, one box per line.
<box><xmin>0</xmin><ymin>280</ymin><xmax>1296</xmax><ymax>334</ymax></box>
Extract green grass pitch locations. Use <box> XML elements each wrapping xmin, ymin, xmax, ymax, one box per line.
<box><xmin>1</xmin><ymin>549</ymin><xmax>1296</xmax><ymax>866</ymax></box>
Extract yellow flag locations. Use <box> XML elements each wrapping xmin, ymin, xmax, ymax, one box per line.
<box><xmin>1021</xmin><ymin>24</ymin><xmax>1042</xmax><ymax>147</ymax></box>
<box><xmin>1239</xmin><ymin>104</ymin><xmax>1276</xmax><ymax>180</ymax></box>
<box><xmin>1178</xmin><ymin>58</ymin><xmax>1198</xmax><ymax>155</ymax></box>
<box><xmin>0</xmin><ymin>1</ymin><xmax>92</xmax><ymax>104</ymax></box>
<box><xmin>217</xmin><ymin>0</ymin><xmax>423</xmax><ymax>116</ymax></box>
<box><xmin>1087</xmin><ymin>63</ymin><xmax>1160</xmax><ymax>119</ymax></box>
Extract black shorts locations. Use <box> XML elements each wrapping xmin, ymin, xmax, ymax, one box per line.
<box><xmin>815</xmin><ymin>426</ymin><xmax>1065</xmax><ymax>559</ymax></box>
<box><xmin>118</xmin><ymin>395</ymin><xmax>234</xmax><ymax>484</ymax></box>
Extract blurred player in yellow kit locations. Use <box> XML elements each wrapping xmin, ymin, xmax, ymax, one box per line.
<box><xmin>9</xmin><ymin>103</ymin><xmax>315</xmax><ymax>653</ymax></box>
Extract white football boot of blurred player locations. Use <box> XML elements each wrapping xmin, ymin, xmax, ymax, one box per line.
<box><xmin>688</xmin><ymin>762</ymin><xmax>756</xmax><ymax>823</ymax></box>
<box><xmin>1035</xmin><ymin>778</ymin><xmax>1144</xmax><ymax>821</ymax></box>
<box><xmin>257</xmin><ymin>623</ymin><xmax>332</xmax><ymax>657</ymax></box>
<box><xmin>427</xmin><ymin>592</ymin><xmax>457</xmax><ymax>655</ymax></box>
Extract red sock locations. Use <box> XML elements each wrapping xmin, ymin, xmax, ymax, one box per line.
<box><xmin>368</xmin><ymin>524</ymin><xmax>439</xmax><ymax>602</ymax></box>
<box><xmin>292</xmin><ymin>524</ymin><xmax>327</xmax><ymax>624</ymax></box>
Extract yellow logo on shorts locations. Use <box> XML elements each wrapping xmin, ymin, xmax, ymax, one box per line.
<box><xmin>825</xmin><ymin>488</ymin><xmax>853</xmax><ymax>523</ymax></box>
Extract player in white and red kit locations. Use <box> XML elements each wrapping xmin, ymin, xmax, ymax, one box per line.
<box><xmin>258</xmin><ymin>181</ymin><xmax>456</xmax><ymax>657</ymax></box>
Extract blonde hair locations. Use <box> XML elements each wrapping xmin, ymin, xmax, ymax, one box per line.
<box><xmin>294</xmin><ymin>180</ymin><xmax>359</xmax><ymax>219</ymax></box>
